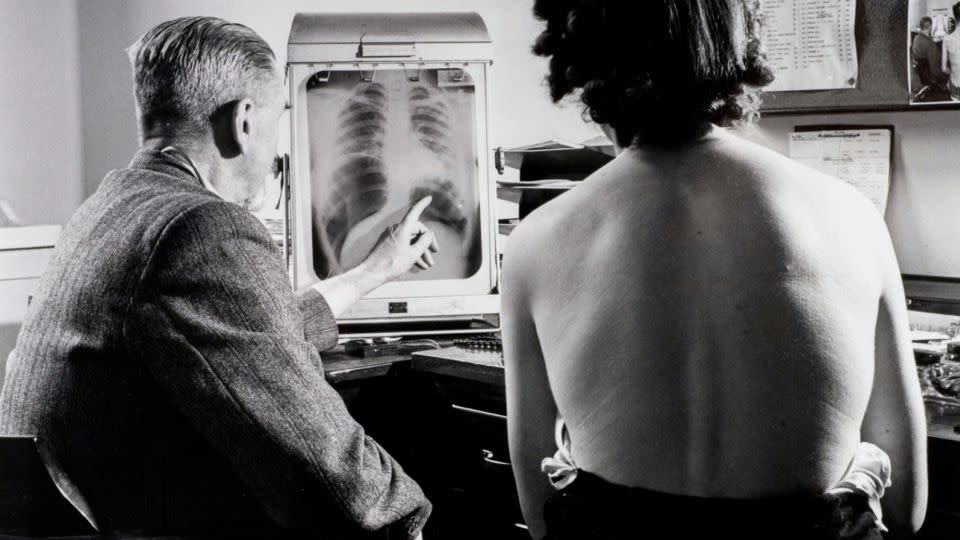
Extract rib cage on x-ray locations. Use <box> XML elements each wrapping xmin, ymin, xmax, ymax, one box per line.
<box><xmin>307</xmin><ymin>69</ymin><xmax>482</xmax><ymax>281</ymax></box>
<box><xmin>407</xmin><ymin>85</ymin><xmax>468</xmax><ymax>237</ymax></box>
<box><xmin>324</xmin><ymin>83</ymin><xmax>390</xmax><ymax>260</ymax></box>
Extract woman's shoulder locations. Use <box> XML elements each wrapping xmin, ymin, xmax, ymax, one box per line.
<box><xmin>503</xmin><ymin>194</ymin><xmax>566</xmax><ymax>267</ymax></box>
<box><xmin>501</xmin><ymin>177</ymin><xmax>598</xmax><ymax>282</ymax></box>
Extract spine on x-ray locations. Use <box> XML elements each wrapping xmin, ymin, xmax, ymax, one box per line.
<box><xmin>324</xmin><ymin>82</ymin><xmax>390</xmax><ymax>261</ymax></box>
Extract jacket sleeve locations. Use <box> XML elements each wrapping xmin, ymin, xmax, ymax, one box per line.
<box><xmin>123</xmin><ymin>201</ymin><xmax>430</xmax><ymax>538</ymax></box>
<box><xmin>297</xmin><ymin>287</ymin><xmax>340</xmax><ymax>353</ymax></box>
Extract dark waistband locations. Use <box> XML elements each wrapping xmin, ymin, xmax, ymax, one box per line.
<box><xmin>543</xmin><ymin>470</ymin><xmax>883</xmax><ymax>540</ymax></box>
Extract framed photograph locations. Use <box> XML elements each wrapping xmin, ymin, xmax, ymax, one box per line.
<box><xmin>908</xmin><ymin>0</ymin><xmax>960</xmax><ymax>104</ymax></box>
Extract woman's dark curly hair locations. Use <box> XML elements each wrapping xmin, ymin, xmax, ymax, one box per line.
<box><xmin>532</xmin><ymin>0</ymin><xmax>775</xmax><ymax>148</ymax></box>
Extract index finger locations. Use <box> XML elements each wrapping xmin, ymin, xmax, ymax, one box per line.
<box><xmin>401</xmin><ymin>196</ymin><xmax>433</xmax><ymax>230</ymax></box>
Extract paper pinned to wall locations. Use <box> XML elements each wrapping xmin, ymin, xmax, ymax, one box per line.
<box><xmin>789</xmin><ymin>127</ymin><xmax>893</xmax><ymax>214</ymax></box>
<box><xmin>762</xmin><ymin>0</ymin><xmax>859</xmax><ymax>91</ymax></box>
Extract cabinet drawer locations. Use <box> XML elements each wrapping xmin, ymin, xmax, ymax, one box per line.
<box><xmin>0</xmin><ymin>248</ymin><xmax>53</xmax><ymax>280</ymax></box>
<box><xmin>0</xmin><ymin>279</ymin><xmax>38</xmax><ymax>325</ymax></box>
<box><xmin>444</xmin><ymin>402</ymin><xmax>522</xmax><ymax>519</ymax></box>
<box><xmin>448</xmin><ymin>402</ymin><xmax>510</xmax><ymax>467</ymax></box>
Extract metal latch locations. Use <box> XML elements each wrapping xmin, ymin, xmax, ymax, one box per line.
<box><xmin>357</xmin><ymin>30</ymin><xmax>416</xmax><ymax>58</ymax></box>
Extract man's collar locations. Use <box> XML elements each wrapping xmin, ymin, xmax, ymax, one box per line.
<box><xmin>128</xmin><ymin>147</ymin><xmax>201</xmax><ymax>185</ymax></box>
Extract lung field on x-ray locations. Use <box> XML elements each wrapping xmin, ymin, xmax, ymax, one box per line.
<box><xmin>306</xmin><ymin>69</ymin><xmax>482</xmax><ymax>281</ymax></box>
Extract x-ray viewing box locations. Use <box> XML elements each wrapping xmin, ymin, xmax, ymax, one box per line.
<box><xmin>286</xmin><ymin>13</ymin><xmax>499</xmax><ymax>332</ymax></box>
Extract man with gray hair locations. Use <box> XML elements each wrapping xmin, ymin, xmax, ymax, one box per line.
<box><xmin>0</xmin><ymin>16</ymin><xmax>435</xmax><ymax>539</ymax></box>
<box><xmin>912</xmin><ymin>15</ymin><xmax>946</xmax><ymax>88</ymax></box>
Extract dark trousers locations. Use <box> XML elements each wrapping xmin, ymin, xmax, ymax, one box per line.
<box><xmin>543</xmin><ymin>470</ymin><xmax>884</xmax><ymax>540</ymax></box>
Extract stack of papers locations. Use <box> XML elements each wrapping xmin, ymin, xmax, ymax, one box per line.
<box><xmin>495</xmin><ymin>178</ymin><xmax>578</xmax><ymax>190</ymax></box>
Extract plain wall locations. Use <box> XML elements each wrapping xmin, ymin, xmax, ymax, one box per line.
<box><xmin>0</xmin><ymin>0</ymin><xmax>84</xmax><ymax>384</ymax></box>
<box><xmin>0</xmin><ymin>0</ymin><xmax>83</xmax><ymax>226</ymax></box>
<box><xmin>75</xmin><ymin>0</ymin><xmax>601</xmax><ymax>199</ymax></box>
<box><xmin>910</xmin><ymin>0</ymin><xmax>926</xmax><ymax>28</ymax></box>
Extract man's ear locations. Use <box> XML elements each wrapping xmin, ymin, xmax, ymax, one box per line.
<box><xmin>231</xmin><ymin>97</ymin><xmax>256</xmax><ymax>155</ymax></box>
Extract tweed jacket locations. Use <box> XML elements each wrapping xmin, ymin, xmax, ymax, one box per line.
<box><xmin>0</xmin><ymin>149</ymin><xmax>430</xmax><ymax>538</ymax></box>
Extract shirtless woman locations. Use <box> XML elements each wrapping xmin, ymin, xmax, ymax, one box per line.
<box><xmin>502</xmin><ymin>1</ymin><xmax>927</xmax><ymax>539</ymax></box>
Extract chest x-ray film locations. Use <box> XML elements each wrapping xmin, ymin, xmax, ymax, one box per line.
<box><xmin>306</xmin><ymin>68</ymin><xmax>482</xmax><ymax>281</ymax></box>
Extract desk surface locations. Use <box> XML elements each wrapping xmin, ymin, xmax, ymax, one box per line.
<box><xmin>321</xmin><ymin>348</ymin><xmax>414</xmax><ymax>383</ymax></box>
<box><xmin>411</xmin><ymin>347</ymin><xmax>504</xmax><ymax>386</ymax></box>
<box><xmin>323</xmin><ymin>343</ymin><xmax>503</xmax><ymax>385</ymax></box>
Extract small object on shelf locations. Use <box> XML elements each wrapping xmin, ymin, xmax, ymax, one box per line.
<box><xmin>948</xmin><ymin>340</ymin><xmax>960</xmax><ymax>362</ymax></box>
<box><xmin>344</xmin><ymin>339</ymin><xmax>399</xmax><ymax>357</ymax></box>
<box><xmin>946</xmin><ymin>322</ymin><xmax>960</xmax><ymax>361</ymax></box>
<box><xmin>454</xmin><ymin>334</ymin><xmax>502</xmax><ymax>351</ymax></box>
<box><xmin>343</xmin><ymin>337</ymin><xmax>440</xmax><ymax>358</ymax></box>
<box><xmin>914</xmin><ymin>342</ymin><xmax>947</xmax><ymax>365</ymax></box>
<box><xmin>920</xmin><ymin>360</ymin><xmax>960</xmax><ymax>403</ymax></box>
<box><xmin>931</xmin><ymin>362</ymin><xmax>960</xmax><ymax>398</ymax></box>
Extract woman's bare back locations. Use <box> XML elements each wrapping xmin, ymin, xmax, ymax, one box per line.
<box><xmin>517</xmin><ymin>129</ymin><xmax>888</xmax><ymax>497</ymax></box>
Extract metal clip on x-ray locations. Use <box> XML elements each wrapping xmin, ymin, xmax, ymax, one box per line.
<box><xmin>404</xmin><ymin>64</ymin><xmax>423</xmax><ymax>82</ymax></box>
